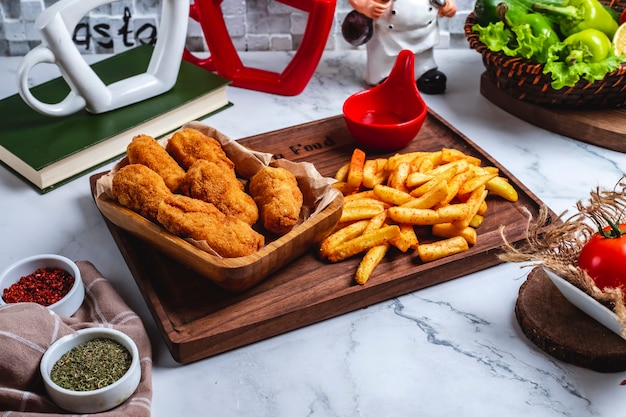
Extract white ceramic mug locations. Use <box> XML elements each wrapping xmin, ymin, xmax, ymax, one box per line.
<box><xmin>17</xmin><ymin>0</ymin><xmax>189</xmax><ymax>116</ymax></box>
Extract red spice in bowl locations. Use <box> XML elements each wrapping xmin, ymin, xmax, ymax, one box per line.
<box><xmin>0</xmin><ymin>254</ymin><xmax>84</xmax><ymax>317</ymax></box>
<box><xmin>2</xmin><ymin>267</ymin><xmax>75</xmax><ymax>306</ymax></box>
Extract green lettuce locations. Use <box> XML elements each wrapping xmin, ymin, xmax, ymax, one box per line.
<box><xmin>472</xmin><ymin>22</ymin><xmax>622</xmax><ymax>89</ymax></box>
<box><xmin>543</xmin><ymin>42</ymin><xmax>622</xmax><ymax>89</ymax></box>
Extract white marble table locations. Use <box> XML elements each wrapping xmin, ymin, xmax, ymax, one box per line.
<box><xmin>2</xmin><ymin>49</ymin><xmax>626</xmax><ymax>417</ymax></box>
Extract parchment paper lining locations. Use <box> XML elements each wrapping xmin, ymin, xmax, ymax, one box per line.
<box><xmin>95</xmin><ymin>121</ymin><xmax>339</xmax><ymax>257</ymax></box>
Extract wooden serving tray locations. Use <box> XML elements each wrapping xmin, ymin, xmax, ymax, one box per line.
<box><xmin>90</xmin><ymin>112</ymin><xmax>553</xmax><ymax>364</ymax></box>
<box><xmin>480</xmin><ymin>73</ymin><xmax>626</xmax><ymax>153</ymax></box>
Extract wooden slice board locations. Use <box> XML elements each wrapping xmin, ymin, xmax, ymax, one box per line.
<box><xmin>90</xmin><ymin>112</ymin><xmax>554</xmax><ymax>364</ymax></box>
<box><xmin>515</xmin><ymin>267</ymin><xmax>626</xmax><ymax>373</ymax></box>
<box><xmin>480</xmin><ymin>73</ymin><xmax>626</xmax><ymax>153</ymax></box>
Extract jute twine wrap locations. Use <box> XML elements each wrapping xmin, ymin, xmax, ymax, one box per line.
<box><xmin>499</xmin><ymin>176</ymin><xmax>626</xmax><ymax>329</ymax></box>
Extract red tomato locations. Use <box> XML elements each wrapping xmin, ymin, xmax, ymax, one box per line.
<box><xmin>621</xmin><ymin>9</ymin><xmax>626</xmax><ymax>25</ymax></box>
<box><xmin>577</xmin><ymin>224</ymin><xmax>626</xmax><ymax>295</ymax></box>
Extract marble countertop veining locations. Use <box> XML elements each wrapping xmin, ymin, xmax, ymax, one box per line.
<box><xmin>1</xmin><ymin>49</ymin><xmax>626</xmax><ymax>417</ymax></box>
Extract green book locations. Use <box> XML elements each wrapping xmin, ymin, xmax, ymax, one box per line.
<box><xmin>0</xmin><ymin>44</ymin><xmax>232</xmax><ymax>193</ymax></box>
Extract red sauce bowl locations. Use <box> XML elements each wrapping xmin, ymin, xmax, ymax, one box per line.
<box><xmin>342</xmin><ymin>50</ymin><xmax>427</xmax><ymax>151</ymax></box>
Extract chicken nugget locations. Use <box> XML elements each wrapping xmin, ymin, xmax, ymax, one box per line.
<box><xmin>157</xmin><ymin>194</ymin><xmax>264</xmax><ymax>258</ymax></box>
<box><xmin>127</xmin><ymin>134</ymin><xmax>186</xmax><ymax>192</ymax></box>
<box><xmin>166</xmin><ymin>128</ymin><xmax>234</xmax><ymax>171</ymax></box>
<box><xmin>249</xmin><ymin>166</ymin><xmax>303</xmax><ymax>235</ymax></box>
<box><xmin>112</xmin><ymin>164</ymin><xmax>172</xmax><ymax>222</ymax></box>
<box><xmin>180</xmin><ymin>159</ymin><xmax>258</xmax><ymax>225</ymax></box>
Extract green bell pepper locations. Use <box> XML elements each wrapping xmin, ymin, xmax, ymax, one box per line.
<box><xmin>562</xmin><ymin>28</ymin><xmax>612</xmax><ymax>64</ymax></box>
<box><xmin>532</xmin><ymin>0</ymin><xmax>618</xmax><ymax>39</ymax></box>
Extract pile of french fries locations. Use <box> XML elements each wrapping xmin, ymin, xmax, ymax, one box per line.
<box><xmin>319</xmin><ymin>147</ymin><xmax>519</xmax><ymax>285</ymax></box>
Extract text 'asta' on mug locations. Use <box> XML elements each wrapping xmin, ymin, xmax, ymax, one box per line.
<box><xmin>16</xmin><ymin>0</ymin><xmax>189</xmax><ymax>117</ymax></box>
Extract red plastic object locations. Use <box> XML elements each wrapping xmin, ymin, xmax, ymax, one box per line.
<box><xmin>342</xmin><ymin>50</ymin><xmax>427</xmax><ymax>151</ymax></box>
<box><xmin>184</xmin><ymin>0</ymin><xmax>336</xmax><ymax>96</ymax></box>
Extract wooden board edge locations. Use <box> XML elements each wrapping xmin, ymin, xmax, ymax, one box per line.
<box><xmin>479</xmin><ymin>73</ymin><xmax>626</xmax><ymax>153</ymax></box>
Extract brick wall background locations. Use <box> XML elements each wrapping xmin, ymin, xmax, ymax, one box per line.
<box><xmin>0</xmin><ymin>0</ymin><xmax>475</xmax><ymax>57</ymax></box>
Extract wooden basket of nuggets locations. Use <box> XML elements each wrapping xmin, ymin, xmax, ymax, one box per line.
<box><xmin>94</xmin><ymin>122</ymin><xmax>343</xmax><ymax>292</ymax></box>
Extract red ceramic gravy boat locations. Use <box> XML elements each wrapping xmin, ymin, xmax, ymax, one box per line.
<box><xmin>343</xmin><ymin>49</ymin><xmax>428</xmax><ymax>151</ymax></box>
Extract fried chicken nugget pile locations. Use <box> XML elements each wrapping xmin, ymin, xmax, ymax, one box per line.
<box><xmin>127</xmin><ymin>134</ymin><xmax>185</xmax><ymax>192</ymax></box>
<box><xmin>157</xmin><ymin>195</ymin><xmax>264</xmax><ymax>258</ymax></box>
<box><xmin>112</xmin><ymin>128</ymin><xmax>306</xmax><ymax>258</ymax></box>
<box><xmin>249</xmin><ymin>166</ymin><xmax>303</xmax><ymax>235</ymax></box>
<box><xmin>180</xmin><ymin>159</ymin><xmax>259</xmax><ymax>226</ymax></box>
<box><xmin>112</xmin><ymin>164</ymin><xmax>172</xmax><ymax>222</ymax></box>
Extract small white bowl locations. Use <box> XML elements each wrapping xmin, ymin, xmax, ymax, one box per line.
<box><xmin>40</xmin><ymin>327</ymin><xmax>141</xmax><ymax>413</ymax></box>
<box><xmin>544</xmin><ymin>267</ymin><xmax>626</xmax><ymax>339</ymax></box>
<box><xmin>0</xmin><ymin>254</ymin><xmax>84</xmax><ymax>317</ymax></box>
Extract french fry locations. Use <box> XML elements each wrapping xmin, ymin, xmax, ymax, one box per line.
<box><xmin>392</xmin><ymin>224</ymin><xmax>419</xmax><ymax>252</ymax></box>
<box><xmin>388</xmin><ymin>206</ymin><xmax>439</xmax><ymax>225</ymax></box>
<box><xmin>416</xmin><ymin>151</ymin><xmax>443</xmax><ymax>171</ymax></box>
<box><xmin>436</xmin><ymin>204</ymin><xmax>470</xmax><ymax>223</ymax></box>
<box><xmin>343</xmin><ymin>189</ymin><xmax>378</xmax><ymax>202</ymax></box>
<box><xmin>355</xmin><ymin>244</ymin><xmax>389</xmax><ymax>285</ymax></box>
<box><xmin>347</xmin><ymin>148</ymin><xmax>366</xmax><ymax>189</ymax></box>
<box><xmin>326</xmin><ymin>225</ymin><xmax>401</xmax><ymax>262</ymax></box>
<box><xmin>454</xmin><ymin>186</ymin><xmax>488</xmax><ymax>229</ymax></box>
<box><xmin>416</xmin><ymin>157</ymin><xmax>435</xmax><ymax>173</ymax></box>
<box><xmin>373</xmin><ymin>184</ymin><xmax>414</xmax><ymax>206</ymax></box>
<box><xmin>417</xmin><ymin>236</ymin><xmax>469</xmax><ymax>263</ymax></box>
<box><xmin>469</xmin><ymin>214</ymin><xmax>483</xmax><ymax>228</ymax></box>
<box><xmin>364</xmin><ymin>211</ymin><xmax>388</xmax><ymax>233</ymax></box>
<box><xmin>339</xmin><ymin>204</ymin><xmax>384</xmax><ymax>223</ymax></box>
<box><xmin>401</xmin><ymin>179</ymin><xmax>448</xmax><ymax>209</ymax></box>
<box><xmin>477</xmin><ymin>200</ymin><xmax>488</xmax><ymax>216</ymax></box>
<box><xmin>332</xmin><ymin>181</ymin><xmax>354</xmax><ymax>195</ymax></box>
<box><xmin>481</xmin><ymin>165</ymin><xmax>499</xmax><ymax>174</ymax></box>
<box><xmin>457</xmin><ymin>172</ymin><xmax>497</xmax><ymax>200</ymax></box>
<box><xmin>408</xmin><ymin>154</ymin><xmax>427</xmax><ymax>172</ymax></box>
<box><xmin>486</xmin><ymin>176</ymin><xmax>519</xmax><ymax>202</ymax></box>
<box><xmin>436</xmin><ymin>170</ymin><xmax>472</xmax><ymax>207</ymax></box>
<box><xmin>409</xmin><ymin>165</ymin><xmax>457</xmax><ymax>197</ymax></box>
<box><xmin>441</xmin><ymin>148</ymin><xmax>481</xmax><ymax>165</ymax></box>
<box><xmin>387</xmin><ymin>161</ymin><xmax>411</xmax><ymax>192</ymax></box>
<box><xmin>427</xmin><ymin>159</ymin><xmax>468</xmax><ymax>176</ymax></box>
<box><xmin>388</xmin><ymin>204</ymin><xmax>468</xmax><ymax>225</ymax></box>
<box><xmin>432</xmin><ymin>223</ymin><xmax>477</xmax><ymax>246</ymax></box>
<box><xmin>405</xmin><ymin>171</ymin><xmax>434</xmax><ymax>188</ymax></box>
<box><xmin>362</xmin><ymin>159</ymin><xmax>380</xmax><ymax>189</ymax></box>
<box><xmin>343</xmin><ymin>197</ymin><xmax>386</xmax><ymax>210</ymax></box>
<box><xmin>335</xmin><ymin>162</ymin><xmax>350</xmax><ymax>182</ymax></box>
<box><xmin>368</xmin><ymin>158</ymin><xmax>390</xmax><ymax>188</ymax></box>
<box><xmin>375</xmin><ymin>158</ymin><xmax>389</xmax><ymax>172</ymax></box>
<box><xmin>386</xmin><ymin>152</ymin><xmax>425</xmax><ymax>171</ymax></box>
<box><xmin>319</xmin><ymin>219</ymin><xmax>369</xmax><ymax>259</ymax></box>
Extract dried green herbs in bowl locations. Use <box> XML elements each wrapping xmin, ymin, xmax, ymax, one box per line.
<box><xmin>40</xmin><ymin>328</ymin><xmax>140</xmax><ymax>413</ymax></box>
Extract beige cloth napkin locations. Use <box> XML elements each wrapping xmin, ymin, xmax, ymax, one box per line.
<box><xmin>0</xmin><ymin>260</ymin><xmax>152</xmax><ymax>416</ymax></box>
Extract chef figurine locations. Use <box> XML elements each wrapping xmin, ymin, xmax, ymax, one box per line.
<box><xmin>348</xmin><ymin>0</ymin><xmax>457</xmax><ymax>94</ymax></box>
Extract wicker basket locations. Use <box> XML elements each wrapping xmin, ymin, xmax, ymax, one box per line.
<box><xmin>464</xmin><ymin>7</ymin><xmax>626</xmax><ymax>109</ymax></box>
